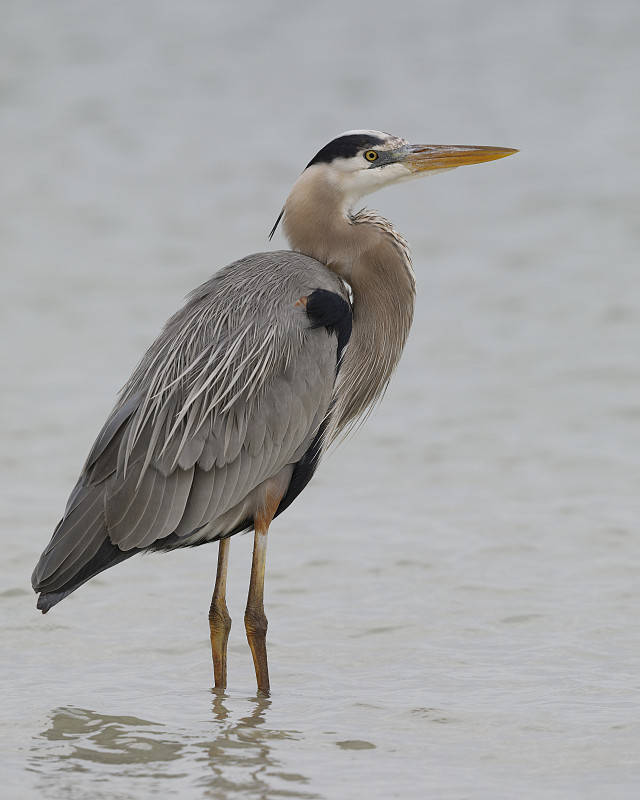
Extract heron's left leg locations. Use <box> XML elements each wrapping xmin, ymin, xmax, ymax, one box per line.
<box><xmin>209</xmin><ymin>537</ymin><xmax>231</xmax><ymax>690</ymax></box>
<box><xmin>245</xmin><ymin>491</ymin><xmax>280</xmax><ymax>695</ymax></box>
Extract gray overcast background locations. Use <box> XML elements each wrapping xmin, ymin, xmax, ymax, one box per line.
<box><xmin>2</xmin><ymin>1</ymin><xmax>639</xmax><ymax>799</ymax></box>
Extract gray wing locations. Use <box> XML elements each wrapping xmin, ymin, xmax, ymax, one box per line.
<box><xmin>32</xmin><ymin>251</ymin><xmax>348</xmax><ymax>606</ymax></box>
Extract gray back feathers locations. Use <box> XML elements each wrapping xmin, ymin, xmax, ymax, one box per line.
<box><xmin>33</xmin><ymin>252</ymin><xmax>350</xmax><ymax>596</ymax></box>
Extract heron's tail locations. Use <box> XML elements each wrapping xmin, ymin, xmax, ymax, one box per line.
<box><xmin>32</xmin><ymin>481</ymin><xmax>134</xmax><ymax>613</ymax></box>
<box><xmin>33</xmin><ymin>537</ymin><xmax>134</xmax><ymax>613</ymax></box>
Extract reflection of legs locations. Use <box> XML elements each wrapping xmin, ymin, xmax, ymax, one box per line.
<box><xmin>245</xmin><ymin>502</ymin><xmax>276</xmax><ymax>694</ymax></box>
<box><xmin>209</xmin><ymin>537</ymin><xmax>231</xmax><ymax>690</ymax></box>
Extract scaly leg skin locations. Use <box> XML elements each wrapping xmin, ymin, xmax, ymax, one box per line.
<box><xmin>245</xmin><ymin>517</ymin><xmax>272</xmax><ymax>696</ymax></box>
<box><xmin>209</xmin><ymin>537</ymin><xmax>231</xmax><ymax>691</ymax></box>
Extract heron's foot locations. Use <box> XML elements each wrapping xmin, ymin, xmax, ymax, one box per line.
<box><xmin>245</xmin><ymin>606</ymin><xmax>270</xmax><ymax>695</ymax></box>
<box><xmin>209</xmin><ymin>597</ymin><xmax>232</xmax><ymax>690</ymax></box>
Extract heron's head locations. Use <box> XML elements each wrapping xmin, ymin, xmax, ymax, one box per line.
<box><xmin>273</xmin><ymin>130</ymin><xmax>517</xmax><ymax>240</ymax></box>
<box><xmin>307</xmin><ymin>129</ymin><xmax>516</xmax><ymax>206</ymax></box>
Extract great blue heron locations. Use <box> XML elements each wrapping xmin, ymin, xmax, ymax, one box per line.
<box><xmin>32</xmin><ymin>130</ymin><xmax>516</xmax><ymax>694</ymax></box>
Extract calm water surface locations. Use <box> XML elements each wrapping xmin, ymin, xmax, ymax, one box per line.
<box><xmin>2</xmin><ymin>1</ymin><xmax>640</xmax><ymax>798</ymax></box>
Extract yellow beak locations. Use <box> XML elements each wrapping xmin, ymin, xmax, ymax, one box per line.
<box><xmin>401</xmin><ymin>144</ymin><xmax>518</xmax><ymax>172</ymax></box>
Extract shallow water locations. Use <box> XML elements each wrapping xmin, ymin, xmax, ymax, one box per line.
<box><xmin>2</xmin><ymin>1</ymin><xmax>640</xmax><ymax>797</ymax></box>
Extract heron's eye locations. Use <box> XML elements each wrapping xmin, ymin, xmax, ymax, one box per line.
<box><xmin>364</xmin><ymin>150</ymin><xmax>379</xmax><ymax>162</ymax></box>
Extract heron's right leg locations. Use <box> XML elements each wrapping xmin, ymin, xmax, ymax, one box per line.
<box><xmin>209</xmin><ymin>537</ymin><xmax>231</xmax><ymax>690</ymax></box>
<box><xmin>245</xmin><ymin>524</ymin><xmax>270</xmax><ymax>695</ymax></box>
<box><xmin>244</xmin><ymin>479</ymin><xmax>286</xmax><ymax>695</ymax></box>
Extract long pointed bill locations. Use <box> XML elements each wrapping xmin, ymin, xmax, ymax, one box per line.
<box><xmin>400</xmin><ymin>144</ymin><xmax>518</xmax><ymax>173</ymax></box>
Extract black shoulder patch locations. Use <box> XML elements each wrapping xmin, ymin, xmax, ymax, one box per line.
<box><xmin>305</xmin><ymin>288</ymin><xmax>352</xmax><ymax>364</ymax></box>
<box><xmin>306</xmin><ymin>132</ymin><xmax>386</xmax><ymax>168</ymax></box>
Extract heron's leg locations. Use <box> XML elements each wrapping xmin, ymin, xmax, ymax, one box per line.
<box><xmin>245</xmin><ymin>498</ymin><xmax>279</xmax><ymax>695</ymax></box>
<box><xmin>209</xmin><ymin>537</ymin><xmax>231</xmax><ymax>690</ymax></box>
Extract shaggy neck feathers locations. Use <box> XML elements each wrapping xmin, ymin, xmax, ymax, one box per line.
<box><xmin>282</xmin><ymin>167</ymin><xmax>416</xmax><ymax>441</ymax></box>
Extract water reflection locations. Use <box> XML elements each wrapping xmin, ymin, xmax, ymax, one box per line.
<box><xmin>35</xmin><ymin>706</ymin><xmax>183</xmax><ymax>765</ymax></box>
<box><xmin>30</xmin><ymin>698</ymin><xmax>319</xmax><ymax>798</ymax></box>
<box><xmin>199</xmin><ymin>694</ymin><xmax>319</xmax><ymax>797</ymax></box>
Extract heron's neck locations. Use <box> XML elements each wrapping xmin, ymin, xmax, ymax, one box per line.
<box><xmin>282</xmin><ymin>170</ymin><xmax>365</xmax><ymax>274</ymax></box>
<box><xmin>283</xmin><ymin>176</ymin><xmax>416</xmax><ymax>439</ymax></box>
<box><xmin>330</xmin><ymin>221</ymin><xmax>416</xmax><ymax>437</ymax></box>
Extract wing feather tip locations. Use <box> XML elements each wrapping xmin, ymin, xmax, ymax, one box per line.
<box><xmin>36</xmin><ymin>590</ymin><xmax>66</xmax><ymax>613</ymax></box>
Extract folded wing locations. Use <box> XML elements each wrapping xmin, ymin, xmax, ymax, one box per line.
<box><xmin>32</xmin><ymin>252</ymin><xmax>350</xmax><ymax>610</ymax></box>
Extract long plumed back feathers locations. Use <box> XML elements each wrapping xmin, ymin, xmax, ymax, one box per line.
<box><xmin>118</xmin><ymin>253</ymin><xmax>325</xmax><ymax>479</ymax></box>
